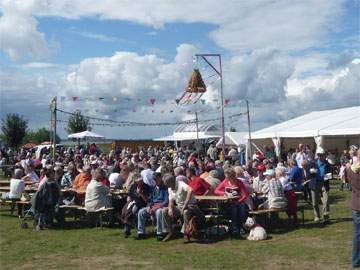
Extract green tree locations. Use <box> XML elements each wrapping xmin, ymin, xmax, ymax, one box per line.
<box><xmin>66</xmin><ymin>111</ymin><xmax>91</xmax><ymax>134</ymax></box>
<box><xmin>1</xmin><ymin>114</ymin><xmax>28</xmax><ymax>149</ymax></box>
<box><xmin>24</xmin><ymin>127</ymin><xmax>61</xmax><ymax>144</ymax></box>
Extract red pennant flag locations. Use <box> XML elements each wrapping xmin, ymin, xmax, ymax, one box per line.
<box><xmin>72</xmin><ymin>96</ymin><xmax>78</xmax><ymax>101</ymax></box>
<box><xmin>150</xmin><ymin>98</ymin><xmax>156</xmax><ymax>105</ymax></box>
<box><xmin>224</xmin><ymin>99</ymin><xmax>230</xmax><ymax>107</ymax></box>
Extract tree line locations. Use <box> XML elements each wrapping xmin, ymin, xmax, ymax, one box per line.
<box><xmin>0</xmin><ymin>111</ymin><xmax>90</xmax><ymax>149</ymax></box>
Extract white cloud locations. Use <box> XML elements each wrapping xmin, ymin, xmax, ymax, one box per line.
<box><xmin>73</xmin><ymin>30</ymin><xmax>122</xmax><ymax>42</ymax></box>
<box><xmin>22</xmin><ymin>62</ymin><xmax>60</xmax><ymax>69</ymax></box>
<box><xmin>0</xmin><ymin>0</ymin><xmax>53</xmax><ymax>61</ymax></box>
<box><xmin>0</xmin><ymin>0</ymin><xmax>345</xmax><ymax>61</ymax></box>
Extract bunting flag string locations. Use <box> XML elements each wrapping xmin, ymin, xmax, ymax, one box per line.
<box><xmin>56</xmin><ymin>110</ymin><xmax>247</xmax><ymax>127</ymax></box>
<box><xmin>57</xmin><ymin>95</ymin><xmax>238</xmax><ymax>106</ymax></box>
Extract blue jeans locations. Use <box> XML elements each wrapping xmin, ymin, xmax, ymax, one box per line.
<box><xmin>137</xmin><ymin>207</ymin><xmax>163</xmax><ymax>235</ymax></box>
<box><xmin>228</xmin><ymin>203</ymin><xmax>248</xmax><ymax>233</ymax></box>
<box><xmin>352</xmin><ymin>209</ymin><xmax>360</xmax><ymax>267</ymax></box>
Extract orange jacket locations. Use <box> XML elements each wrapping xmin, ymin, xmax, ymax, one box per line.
<box><xmin>73</xmin><ymin>172</ymin><xmax>91</xmax><ymax>193</ymax></box>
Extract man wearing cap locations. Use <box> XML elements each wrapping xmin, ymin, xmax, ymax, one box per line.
<box><xmin>121</xmin><ymin>174</ymin><xmax>151</xmax><ymax>238</ymax></box>
<box><xmin>61</xmin><ymin>163</ymin><xmax>76</xmax><ymax>188</ymax></box>
<box><xmin>253</xmin><ymin>164</ymin><xmax>266</xmax><ymax>194</ymax></box>
<box><xmin>346</xmin><ymin>149</ymin><xmax>360</xmax><ymax>267</ymax></box>
<box><xmin>261</xmin><ymin>169</ymin><xmax>287</xmax><ymax>210</ymax></box>
<box><xmin>140</xmin><ymin>162</ymin><xmax>155</xmax><ymax>187</ymax></box>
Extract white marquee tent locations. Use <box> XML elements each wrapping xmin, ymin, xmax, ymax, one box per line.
<box><xmin>68</xmin><ymin>130</ymin><xmax>105</xmax><ymax>139</ymax></box>
<box><xmin>248</xmin><ymin>106</ymin><xmax>360</xmax><ymax>156</ymax></box>
<box><xmin>154</xmin><ymin>123</ymin><xmax>220</xmax><ymax>144</ymax></box>
<box><xmin>216</xmin><ymin>132</ymin><xmax>248</xmax><ymax>148</ymax></box>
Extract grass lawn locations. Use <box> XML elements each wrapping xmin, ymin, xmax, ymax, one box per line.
<box><xmin>0</xmin><ymin>179</ymin><xmax>354</xmax><ymax>270</ymax></box>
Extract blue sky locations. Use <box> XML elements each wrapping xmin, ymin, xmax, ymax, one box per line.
<box><xmin>0</xmin><ymin>0</ymin><xmax>359</xmax><ymax>139</ymax></box>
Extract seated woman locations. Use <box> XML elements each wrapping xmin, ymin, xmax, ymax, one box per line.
<box><xmin>214</xmin><ymin>167</ymin><xmax>249</xmax><ymax>237</ymax></box>
<box><xmin>85</xmin><ymin>168</ymin><xmax>111</xmax><ymax>212</ymax></box>
<box><xmin>121</xmin><ymin>174</ymin><xmax>151</xmax><ymax>238</ymax></box>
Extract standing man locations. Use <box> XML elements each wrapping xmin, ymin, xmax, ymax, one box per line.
<box><xmin>347</xmin><ymin>149</ymin><xmax>360</xmax><ymax>268</ymax></box>
<box><xmin>316</xmin><ymin>151</ymin><xmax>331</xmax><ymax>224</ymax></box>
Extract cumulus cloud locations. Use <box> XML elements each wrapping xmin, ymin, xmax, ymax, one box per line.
<box><xmin>0</xmin><ymin>0</ymin><xmax>54</xmax><ymax>61</ymax></box>
<box><xmin>0</xmin><ymin>0</ymin><xmax>344</xmax><ymax>61</ymax></box>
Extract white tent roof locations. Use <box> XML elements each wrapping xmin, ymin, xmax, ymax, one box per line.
<box><xmin>68</xmin><ymin>130</ymin><xmax>105</xmax><ymax>139</ymax></box>
<box><xmin>216</xmin><ymin>132</ymin><xmax>248</xmax><ymax>147</ymax></box>
<box><xmin>154</xmin><ymin>124</ymin><xmax>221</xmax><ymax>141</ymax></box>
<box><xmin>249</xmin><ymin>106</ymin><xmax>360</xmax><ymax>139</ymax></box>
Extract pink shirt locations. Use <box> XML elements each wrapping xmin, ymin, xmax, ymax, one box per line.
<box><xmin>214</xmin><ymin>178</ymin><xmax>249</xmax><ymax>203</ymax></box>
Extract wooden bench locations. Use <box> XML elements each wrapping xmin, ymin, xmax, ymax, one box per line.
<box><xmin>249</xmin><ymin>203</ymin><xmax>309</xmax><ymax>226</ymax></box>
<box><xmin>87</xmin><ymin>207</ymin><xmax>115</xmax><ymax>228</ymax></box>
<box><xmin>0</xmin><ymin>200</ymin><xmax>31</xmax><ymax>216</ymax></box>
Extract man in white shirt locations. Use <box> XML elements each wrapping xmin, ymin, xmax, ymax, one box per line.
<box><xmin>160</xmin><ymin>174</ymin><xmax>201</xmax><ymax>243</ymax></box>
<box><xmin>108</xmin><ymin>166</ymin><xmax>123</xmax><ymax>188</ymax></box>
<box><xmin>140</xmin><ymin>163</ymin><xmax>155</xmax><ymax>187</ymax></box>
<box><xmin>8</xmin><ymin>169</ymin><xmax>25</xmax><ymax>199</ymax></box>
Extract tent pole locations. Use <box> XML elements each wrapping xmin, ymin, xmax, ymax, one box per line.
<box><xmin>195</xmin><ymin>111</ymin><xmax>199</xmax><ymax>156</ymax></box>
<box><xmin>246</xmin><ymin>100</ymin><xmax>252</xmax><ymax>159</ymax></box>
<box><xmin>195</xmin><ymin>54</ymin><xmax>225</xmax><ymax>157</ymax></box>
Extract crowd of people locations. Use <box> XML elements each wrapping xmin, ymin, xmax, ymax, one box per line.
<box><xmin>0</xmin><ymin>141</ymin><xmax>359</xmax><ymax>264</ymax></box>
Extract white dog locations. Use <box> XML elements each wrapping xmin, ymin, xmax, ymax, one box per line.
<box><xmin>244</xmin><ymin>217</ymin><xmax>267</xmax><ymax>241</ymax></box>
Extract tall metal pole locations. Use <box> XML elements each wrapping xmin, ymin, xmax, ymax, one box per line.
<box><xmin>195</xmin><ymin>54</ymin><xmax>226</xmax><ymax>156</ymax></box>
<box><xmin>218</xmin><ymin>56</ymin><xmax>226</xmax><ymax>157</ymax></box>
<box><xmin>195</xmin><ymin>111</ymin><xmax>199</xmax><ymax>155</ymax></box>
<box><xmin>52</xmin><ymin>97</ymin><xmax>57</xmax><ymax>165</ymax></box>
<box><xmin>246</xmin><ymin>99</ymin><xmax>252</xmax><ymax>159</ymax></box>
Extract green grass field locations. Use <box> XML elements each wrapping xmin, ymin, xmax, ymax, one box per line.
<box><xmin>0</xmin><ymin>179</ymin><xmax>354</xmax><ymax>270</ymax></box>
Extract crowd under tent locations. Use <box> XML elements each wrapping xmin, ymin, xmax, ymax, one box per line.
<box><xmin>153</xmin><ymin>123</ymin><xmax>221</xmax><ymax>147</ymax></box>
<box><xmin>248</xmin><ymin>106</ymin><xmax>360</xmax><ymax>157</ymax></box>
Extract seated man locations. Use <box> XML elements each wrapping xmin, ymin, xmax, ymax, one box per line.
<box><xmin>136</xmin><ymin>172</ymin><xmax>169</xmax><ymax>240</ymax></box>
<box><xmin>31</xmin><ymin>165</ymin><xmax>61</xmax><ymax>230</ymax></box>
<box><xmin>8</xmin><ymin>168</ymin><xmax>25</xmax><ymax>200</ymax></box>
<box><xmin>121</xmin><ymin>174</ymin><xmax>151</xmax><ymax>238</ymax></box>
<box><xmin>85</xmin><ymin>168</ymin><xmax>111</xmax><ymax>212</ymax></box>
<box><xmin>160</xmin><ymin>174</ymin><xmax>203</xmax><ymax>243</ymax></box>
<box><xmin>108</xmin><ymin>165</ymin><xmax>123</xmax><ymax>189</ymax></box>
<box><xmin>61</xmin><ymin>163</ymin><xmax>76</xmax><ymax>188</ymax></box>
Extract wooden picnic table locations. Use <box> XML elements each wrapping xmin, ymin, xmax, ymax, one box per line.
<box><xmin>195</xmin><ymin>195</ymin><xmax>239</xmax><ymax>201</ymax></box>
<box><xmin>110</xmin><ymin>189</ymin><xmax>128</xmax><ymax>196</ymax></box>
<box><xmin>0</xmin><ymin>186</ymin><xmax>37</xmax><ymax>193</ymax></box>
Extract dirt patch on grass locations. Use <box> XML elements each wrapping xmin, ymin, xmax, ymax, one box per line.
<box><xmin>17</xmin><ymin>249</ymin><xmax>154</xmax><ymax>270</ymax></box>
<box><xmin>264</xmin><ymin>254</ymin><xmax>350</xmax><ymax>270</ymax></box>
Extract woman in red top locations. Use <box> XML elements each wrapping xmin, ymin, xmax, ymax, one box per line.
<box><xmin>215</xmin><ymin>167</ymin><xmax>249</xmax><ymax>237</ymax></box>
